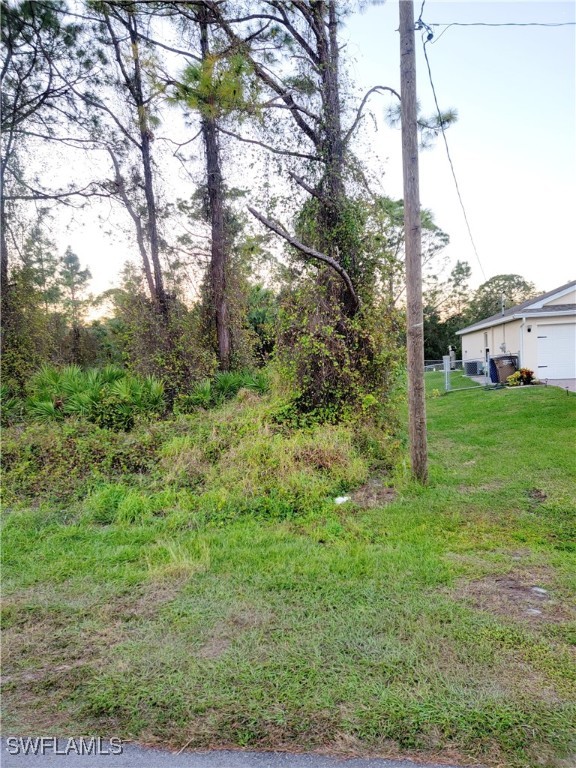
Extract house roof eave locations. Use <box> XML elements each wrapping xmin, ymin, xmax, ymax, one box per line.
<box><xmin>457</xmin><ymin>309</ymin><xmax>576</xmax><ymax>336</ymax></box>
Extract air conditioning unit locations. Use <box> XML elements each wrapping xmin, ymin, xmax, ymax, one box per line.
<box><xmin>464</xmin><ymin>361</ymin><xmax>479</xmax><ymax>376</ymax></box>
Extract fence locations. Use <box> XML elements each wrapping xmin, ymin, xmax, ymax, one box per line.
<box><xmin>424</xmin><ymin>359</ymin><xmax>445</xmax><ymax>372</ymax></box>
<box><xmin>426</xmin><ymin>354</ymin><xmax>520</xmax><ymax>392</ymax></box>
<box><xmin>442</xmin><ymin>357</ymin><xmax>488</xmax><ymax>392</ymax></box>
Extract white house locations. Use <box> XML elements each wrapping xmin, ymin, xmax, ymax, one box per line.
<box><xmin>457</xmin><ymin>280</ymin><xmax>576</xmax><ymax>380</ymax></box>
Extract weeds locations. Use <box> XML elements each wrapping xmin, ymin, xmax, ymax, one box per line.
<box><xmin>176</xmin><ymin>370</ymin><xmax>270</xmax><ymax>413</ymax></box>
<box><xmin>2</xmin><ymin>379</ymin><xmax>575</xmax><ymax>767</ymax></box>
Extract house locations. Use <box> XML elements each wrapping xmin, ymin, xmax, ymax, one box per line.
<box><xmin>457</xmin><ymin>280</ymin><xmax>576</xmax><ymax>380</ymax></box>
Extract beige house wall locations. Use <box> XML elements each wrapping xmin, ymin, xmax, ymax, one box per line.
<box><xmin>461</xmin><ymin>320</ymin><xmax>521</xmax><ymax>364</ymax></box>
<box><xmin>545</xmin><ymin>288</ymin><xmax>576</xmax><ymax>306</ymax></box>
<box><xmin>461</xmin><ymin>315</ymin><xmax>576</xmax><ymax>373</ymax></box>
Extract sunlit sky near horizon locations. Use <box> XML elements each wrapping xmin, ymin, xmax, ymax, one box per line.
<box><xmin>61</xmin><ymin>0</ymin><xmax>576</xmax><ymax>298</ymax></box>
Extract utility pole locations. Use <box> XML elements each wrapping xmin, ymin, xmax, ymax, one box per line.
<box><xmin>399</xmin><ymin>0</ymin><xmax>428</xmax><ymax>483</ymax></box>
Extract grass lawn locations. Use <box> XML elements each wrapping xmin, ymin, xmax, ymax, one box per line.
<box><xmin>2</xmin><ymin>383</ymin><xmax>575</xmax><ymax>767</ymax></box>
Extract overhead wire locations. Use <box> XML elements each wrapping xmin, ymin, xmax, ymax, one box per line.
<box><xmin>430</xmin><ymin>20</ymin><xmax>576</xmax><ymax>45</ymax></box>
<box><xmin>413</xmin><ymin>1</ymin><xmax>490</xmax><ymax>280</ymax></box>
<box><xmin>412</xmin><ymin>2</ymin><xmax>573</xmax><ymax>278</ymax></box>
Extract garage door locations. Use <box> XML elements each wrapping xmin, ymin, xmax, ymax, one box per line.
<box><xmin>537</xmin><ymin>324</ymin><xmax>576</xmax><ymax>378</ymax></box>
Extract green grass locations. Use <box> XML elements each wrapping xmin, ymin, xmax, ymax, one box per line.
<box><xmin>2</xmin><ymin>384</ymin><xmax>575</xmax><ymax>767</ymax></box>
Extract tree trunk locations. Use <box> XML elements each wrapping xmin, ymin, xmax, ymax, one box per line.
<box><xmin>311</xmin><ymin>1</ymin><xmax>357</xmax><ymax>316</ymax></box>
<box><xmin>199</xmin><ymin>8</ymin><xmax>231</xmax><ymax>371</ymax></box>
<box><xmin>0</xmin><ymin>159</ymin><xmax>9</xmax><ymax>325</ymax></box>
<box><xmin>127</xmin><ymin>13</ymin><xmax>168</xmax><ymax>319</ymax></box>
<box><xmin>0</xmin><ymin>205</ymin><xmax>8</xmax><ymax>316</ymax></box>
<box><xmin>71</xmin><ymin>322</ymin><xmax>80</xmax><ymax>363</ymax></box>
<box><xmin>107</xmin><ymin>148</ymin><xmax>156</xmax><ymax>300</ymax></box>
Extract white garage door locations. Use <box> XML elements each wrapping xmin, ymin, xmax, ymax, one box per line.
<box><xmin>537</xmin><ymin>324</ymin><xmax>576</xmax><ymax>379</ymax></box>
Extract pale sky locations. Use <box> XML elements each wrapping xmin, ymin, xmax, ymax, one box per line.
<box><xmin>344</xmin><ymin>0</ymin><xmax>576</xmax><ymax>292</ymax></box>
<box><xmin>60</xmin><ymin>0</ymin><xmax>576</xmax><ymax>297</ymax></box>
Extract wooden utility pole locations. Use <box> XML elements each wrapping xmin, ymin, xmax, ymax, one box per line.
<box><xmin>399</xmin><ymin>0</ymin><xmax>428</xmax><ymax>483</ymax></box>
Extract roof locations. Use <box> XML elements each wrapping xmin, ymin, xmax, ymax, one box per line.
<box><xmin>457</xmin><ymin>280</ymin><xmax>576</xmax><ymax>336</ymax></box>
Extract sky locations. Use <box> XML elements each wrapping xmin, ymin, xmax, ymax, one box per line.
<box><xmin>343</xmin><ymin>0</ymin><xmax>576</xmax><ymax>292</ymax></box>
<box><xmin>59</xmin><ymin>0</ymin><xmax>576</xmax><ymax>297</ymax></box>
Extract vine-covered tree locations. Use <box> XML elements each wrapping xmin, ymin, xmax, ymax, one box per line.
<box><xmin>206</xmin><ymin>0</ymin><xmax>408</xmax><ymax>414</ymax></box>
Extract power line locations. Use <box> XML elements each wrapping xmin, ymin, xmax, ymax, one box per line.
<box><xmin>430</xmin><ymin>21</ymin><xmax>575</xmax><ymax>28</ymax></box>
<box><xmin>419</xmin><ymin>34</ymin><xmax>487</xmax><ymax>281</ymax></box>
<box><xmin>430</xmin><ymin>21</ymin><xmax>576</xmax><ymax>44</ymax></box>
<box><xmin>414</xmin><ymin>1</ymin><xmax>571</xmax><ymax>280</ymax></box>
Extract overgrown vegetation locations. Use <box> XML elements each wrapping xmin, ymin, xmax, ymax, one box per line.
<box><xmin>2</xmin><ymin>383</ymin><xmax>575</xmax><ymax>768</ymax></box>
<box><xmin>2</xmin><ymin>372</ymin><xmax>396</xmax><ymax>512</ymax></box>
<box><xmin>2</xmin><ymin>364</ymin><xmax>164</xmax><ymax>431</ymax></box>
<box><xmin>1</xmin><ymin>3</ymin><xmax>572</xmax><ymax>766</ymax></box>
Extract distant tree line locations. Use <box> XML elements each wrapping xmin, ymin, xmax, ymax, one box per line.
<box><xmin>1</xmin><ymin>0</ymin><xmax>538</xmax><ymax>416</ymax></box>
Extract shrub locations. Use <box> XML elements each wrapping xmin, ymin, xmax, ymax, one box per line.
<box><xmin>175</xmin><ymin>370</ymin><xmax>270</xmax><ymax>413</ymax></box>
<box><xmin>276</xmin><ymin>282</ymin><xmax>403</xmax><ymax>422</ymax></box>
<box><xmin>0</xmin><ymin>385</ymin><xmax>23</xmax><ymax>426</ymax></box>
<box><xmin>507</xmin><ymin>368</ymin><xmax>535</xmax><ymax>387</ymax></box>
<box><xmin>1</xmin><ymin>421</ymin><xmax>159</xmax><ymax>504</ymax></box>
<box><xmin>25</xmin><ymin>365</ymin><xmax>164</xmax><ymax>431</ymax></box>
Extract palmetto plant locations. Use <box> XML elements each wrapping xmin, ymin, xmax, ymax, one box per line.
<box><xmin>100</xmin><ymin>365</ymin><xmax>125</xmax><ymax>385</ymax></box>
<box><xmin>177</xmin><ymin>370</ymin><xmax>271</xmax><ymax>414</ymax></box>
<box><xmin>26</xmin><ymin>399</ymin><xmax>63</xmax><ymax>422</ymax></box>
<box><xmin>0</xmin><ymin>384</ymin><xmax>23</xmax><ymax>425</ymax></box>
<box><xmin>242</xmin><ymin>370</ymin><xmax>270</xmax><ymax>395</ymax></box>
<box><xmin>213</xmin><ymin>370</ymin><xmax>270</xmax><ymax>400</ymax></box>
<box><xmin>212</xmin><ymin>371</ymin><xmax>246</xmax><ymax>400</ymax></box>
<box><xmin>25</xmin><ymin>365</ymin><xmax>165</xmax><ymax>430</ymax></box>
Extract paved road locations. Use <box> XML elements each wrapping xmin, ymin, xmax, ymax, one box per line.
<box><xmin>1</xmin><ymin>740</ymin><xmax>482</xmax><ymax>768</ymax></box>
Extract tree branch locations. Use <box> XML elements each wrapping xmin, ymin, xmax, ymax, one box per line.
<box><xmin>5</xmin><ymin>181</ymin><xmax>107</xmax><ymax>203</ymax></box>
<box><xmin>288</xmin><ymin>171</ymin><xmax>326</xmax><ymax>201</ymax></box>
<box><xmin>248</xmin><ymin>206</ymin><xmax>359</xmax><ymax>313</ymax></box>
<box><xmin>344</xmin><ymin>85</ymin><xmax>401</xmax><ymax>146</ymax></box>
<box><xmin>217</xmin><ymin>126</ymin><xmax>320</xmax><ymax>161</ymax></box>
<box><xmin>106</xmin><ymin>147</ymin><xmax>156</xmax><ymax>298</ymax></box>
<box><xmin>205</xmin><ymin>2</ymin><xmax>320</xmax><ymax>147</ymax></box>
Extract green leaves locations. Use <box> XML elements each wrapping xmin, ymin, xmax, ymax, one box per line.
<box><xmin>466</xmin><ymin>274</ymin><xmax>538</xmax><ymax>325</ymax></box>
<box><xmin>26</xmin><ymin>399</ymin><xmax>63</xmax><ymax>422</ymax></box>
<box><xmin>0</xmin><ymin>384</ymin><xmax>23</xmax><ymax>426</ymax></box>
<box><xmin>25</xmin><ymin>365</ymin><xmax>165</xmax><ymax>431</ymax></box>
<box><xmin>172</xmin><ymin>53</ymin><xmax>258</xmax><ymax>120</ymax></box>
<box><xmin>175</xmin><ymin>370</ymin><xmax>270</xmax><ymax>414</ymax></box>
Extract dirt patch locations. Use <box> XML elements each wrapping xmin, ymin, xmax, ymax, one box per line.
<box><xmin>1</xmin><ymin>579</ymin><xmax>186</xmax><ymax>715</ymax></box>
<box><xmin>196</xmin><ymin>631</ymin><xmax>232</xmax><ymax>659</ymax></box>
<box><xmin>197</xmin><ymin>608</ymin><xmax>271</xmax><ymax>660</ymax></box>
<box><xmin>528</xmin><ymin>487</ymin><xmax>548</xmax><ymax>503</ymax></box>
<box><xmin>116</xmin><ymin>578</ymin><xmax>190</xmax><ymax>620</ymax></box>
<box><xmin>350</xmin><ymin>478</ymin><xmax>396</xmax><ymax>509</ymax></box>
<box><xmin>452</xmin><ymin>569</ymin><xmax>575</xmax><ymax>624</ymax></box>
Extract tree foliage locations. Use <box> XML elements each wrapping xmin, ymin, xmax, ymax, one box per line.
<box><xmin>1</xmin><ymin>0</ymin><xmax>475</xmax><ymax>422</ymax></box>
<box><xmin>466</xmin><ymin>274</ymin><xmax>538</xmax><ymax>325</ymax></box>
